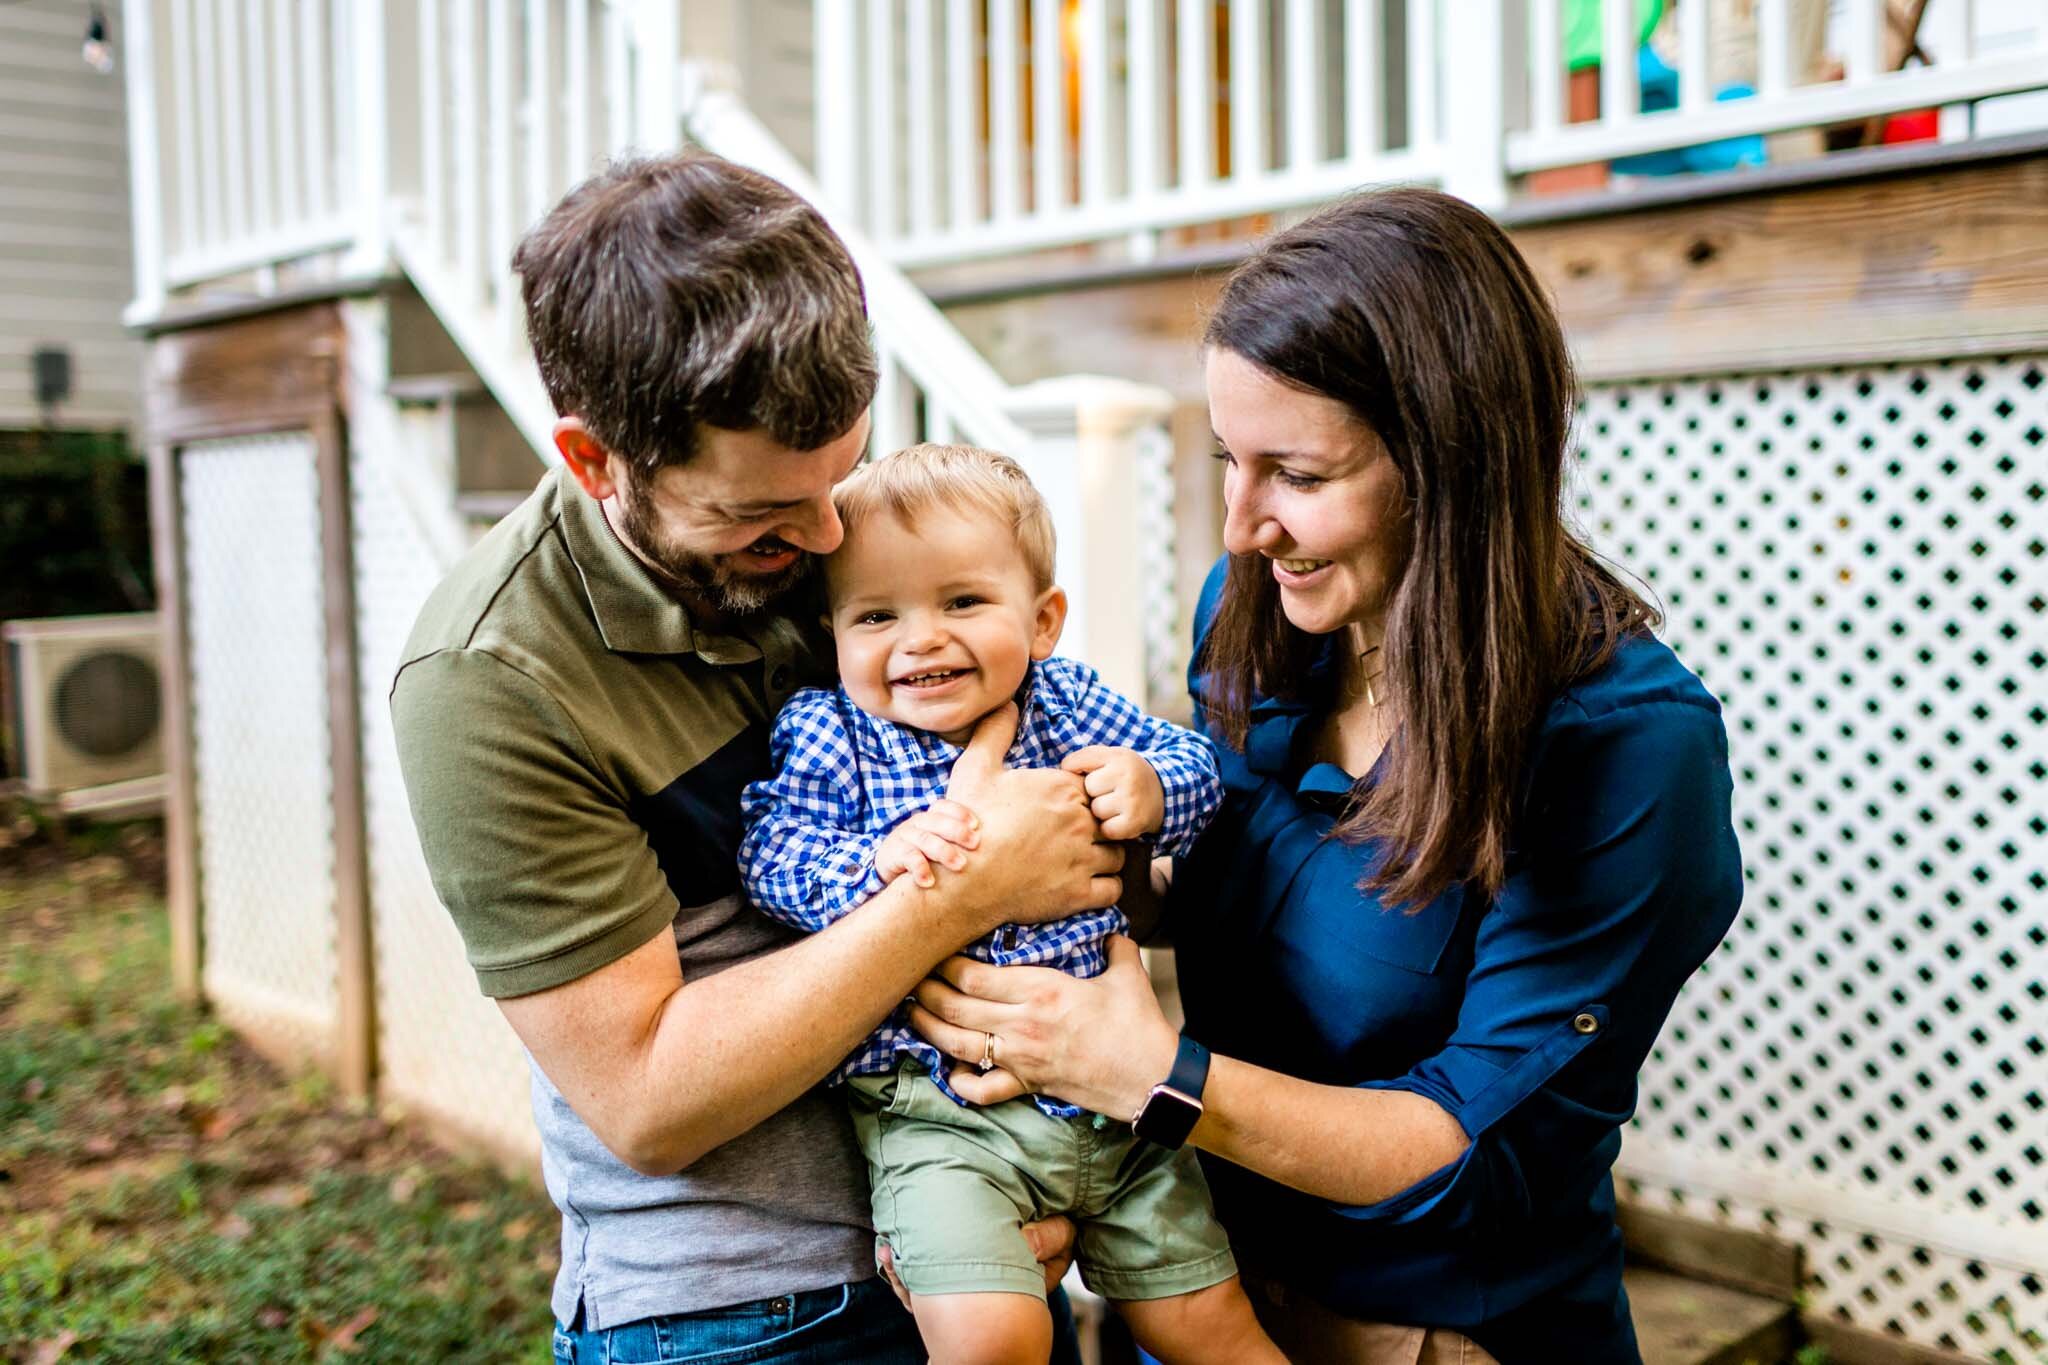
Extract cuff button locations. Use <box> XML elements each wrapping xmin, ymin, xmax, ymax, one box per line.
<box><xmin>1573</xmin><ymin>1012</ymin><xmax>1600</xmax><ymax>1035</ymax></box>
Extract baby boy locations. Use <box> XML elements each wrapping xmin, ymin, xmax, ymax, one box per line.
<box><xmin>739</xmin><ymin>444</ymin><xmax>1281</xmax><ymax>1364</ymax></box>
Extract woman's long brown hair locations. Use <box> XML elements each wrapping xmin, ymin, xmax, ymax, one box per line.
<box><xmin>1198</xmin><ymin>188</ymin><xmax>1657</xmax><ymax>908</ymax></box>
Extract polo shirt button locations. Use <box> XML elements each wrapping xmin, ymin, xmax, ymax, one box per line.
<box><xmin>769</xmin><ymin>666</ymin><xmax>791</xmax><ymax>691</ymax></box>
<box><xmin>1573</xmin><ymin>1012</ymin><xmax>1600</xmax><ymax>1035</ymax></box>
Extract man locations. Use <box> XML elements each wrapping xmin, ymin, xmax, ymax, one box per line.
<box><xmin>392</xmin><ymin>152</ymin><xmax>1119</xmax><ymax>1361</ymax></box>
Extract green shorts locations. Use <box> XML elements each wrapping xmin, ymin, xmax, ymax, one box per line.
<box><xmin>846</xmin><ymin>1062</ymin><xmax>1238</xmax><ymax>1302</ymax></box>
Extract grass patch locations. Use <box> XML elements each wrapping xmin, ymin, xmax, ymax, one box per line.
<box><xmin>0</xmin><ymin>820</ymin><xmax>557</xmax><ymax>1363</ymax></box>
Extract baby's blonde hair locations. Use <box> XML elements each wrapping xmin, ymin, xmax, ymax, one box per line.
<box><xmin>832</xmin><ymin>442</ymin><xmax>1057</xmax><ymax>589</ymax></box>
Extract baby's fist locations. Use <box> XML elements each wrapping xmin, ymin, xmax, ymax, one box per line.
<box><xmin>1059</xmin><ymin>746</ymin><xmax>1165</xmax><ymax>842</ymax></box>
<box><xmin>874</xmin><ymin>799</ymin><xmax>981</xmax><ymax>888</ymax></box>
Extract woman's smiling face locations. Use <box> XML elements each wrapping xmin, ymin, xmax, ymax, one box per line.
<box><xmin>1206</xmin><ymin>348</ymin><xmax>1411</xmax><ymax>638</ymax></box>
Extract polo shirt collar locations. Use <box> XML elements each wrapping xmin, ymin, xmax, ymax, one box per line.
<box><xmin>552</xmin><ymin>465</ymin><xmax>763</xmax><ymax>665</ymax></box>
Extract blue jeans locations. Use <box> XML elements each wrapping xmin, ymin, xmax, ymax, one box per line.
<box><xmin>552</xmin><ymin>1278</ymin><xmax>1083</xmax><ymax>1364</ymax></box>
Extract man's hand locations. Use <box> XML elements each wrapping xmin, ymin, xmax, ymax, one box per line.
<box><xmin>940</xmin><ymin>705</ymin><xmax>1123</xmax><ymax>938</ymax></box>
<box><xmin>873</xmin><ymin>800</ymin><xmax>981</xmax><ymax>888</ymax></box>
<box><xmin>1059</xmin><ymin>745</ymin><xmax>1166</xmax><ymax>841</ymax></box>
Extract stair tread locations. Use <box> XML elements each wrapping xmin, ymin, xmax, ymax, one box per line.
<box><xmin>1626</xmin><ymin>1266</ymin><xmax>1797</xmax><ymax>1365</ymax></box>
<box><xmin>388</xmin><ymin>371</ymin><xmax>487</xmax><ymax>402</ymax></box>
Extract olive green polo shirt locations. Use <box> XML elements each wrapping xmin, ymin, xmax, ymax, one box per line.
<box><xmin>390</xmin><ymin>466</ymin><xmax>877</xmax><ymax>1327</ymax></box>
<box><xmin>391</xmin><ymin>463</ymin><xmax>833</xmax><ymax>998</ymax></box>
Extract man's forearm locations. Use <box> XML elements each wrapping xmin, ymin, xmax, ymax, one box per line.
<box><xmin>613</xmin><ymin>876</ymin><xmax>970</xmax><ymax>1173</ymax></box>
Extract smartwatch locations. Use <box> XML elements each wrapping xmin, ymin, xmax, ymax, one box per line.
<box><xmin>1131</xmin><ymin>1035</ymin><xmax>1210</xmax><ymax>1149</ymax></box>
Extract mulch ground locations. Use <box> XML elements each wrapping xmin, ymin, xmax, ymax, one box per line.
<box><xmin>0</xmin><ymin>812</ymin><xmax>558</xmax><ymax>1363</ymax></box>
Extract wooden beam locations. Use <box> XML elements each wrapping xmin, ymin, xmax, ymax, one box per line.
<box><xmin>937</xmin><ymin>149</ymin><xmax>2048</xmax><ymax>388</ymax></box>
<box><xmin>315</xmin><ymin>407</ymin><xmax>375</xmax><ymax>1101</ymax></box>
<box><xmin>1617</xmin><ymin>1202</ymin><xmax>1804</xmax><ymax>1300</ymax></box>
<box><xmin>147</xmin><ymin>435</ymin><xmax>201</xmax><ymax>1002</ymax></box>
<box><xmin>1513</xmin><ymin>151</ymin><xmax>2048</xmax><ymax>381</ymax></box>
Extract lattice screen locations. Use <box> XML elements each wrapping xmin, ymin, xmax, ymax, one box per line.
<box><xmin>180</xmin><ymin>433</ymin><xmax>339</xmax><ymax>1065</ymax></box>
<box><xmin>1570</xmin><ymin>356</ymin><xmax>2046</xmax><ymax>1362</ymax></box>
<box><xmin>349</xmin><ymin>379</ymin><xmax>539</xmax><ymax>1163</ymax></box>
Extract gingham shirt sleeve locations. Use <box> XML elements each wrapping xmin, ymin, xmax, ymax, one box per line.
<box><xmin>738</xmin><ymin>689</ymin><xmax>886</xmax><ymax>930</ymax></box>
<box><xmin>1043</xmin><ymin>658</ymin><xmax>1224</xmax><ymax>856</ymax></box>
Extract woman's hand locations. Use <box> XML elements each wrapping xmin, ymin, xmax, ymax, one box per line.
<box><xmin>907</xmin><ymin>936</ymin><xmax>1179</xmax><ymax>1120</ymax></box>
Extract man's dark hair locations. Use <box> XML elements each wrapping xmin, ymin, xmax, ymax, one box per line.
<box><xmin>512</xmin><ymin>151</ymin><xmax>878</xmax><ymax>473</ymax></box>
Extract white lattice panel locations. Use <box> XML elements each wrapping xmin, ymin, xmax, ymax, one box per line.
<box><xmin>181</xmin><ymin>433</ymin><xmax>338</xmax><ymax>1063</ymax></box>
<box><xmin>1138</xmin><ymin>420</ymin><xmax>1183</xmax><ymax>717</ymax></box>
<box><xmin>348</xmin><ymin>342</ymin><xmax>538</xmax><ymax>1162</ymax></box>
<box><xmin>1570</xmin><ymin>357</ymin><xmax>2046</xmax><ymax>1362</ymax></box>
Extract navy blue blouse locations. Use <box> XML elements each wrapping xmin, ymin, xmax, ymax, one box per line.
<box><xmin>1170</xmin><ymin>561</ymin><xmax>1743</xmax><ymax>1364</ymax></box>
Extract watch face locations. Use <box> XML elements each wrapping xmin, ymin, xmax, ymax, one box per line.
<box><xmin>1136</xmin><ymin>1088</ymin><xmax>1202</xmax><ymax>1149</ymax></box>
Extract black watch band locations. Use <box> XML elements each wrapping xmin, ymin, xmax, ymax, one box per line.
<box><xmin>1165</xmin><ymin>1034</ymin><xmax>1211</xmax><ymax>1100</ymax></box>
<box><xmin>1131</xmin><ymin>1035</ymin><xmax>1210</xmax><ymax>1149</ymax></box>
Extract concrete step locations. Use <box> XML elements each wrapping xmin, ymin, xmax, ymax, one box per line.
<box><xmin>1628</xmin><ymin>1266</ymin><xmax>1801</xmax><ymax>1365</ymax></box>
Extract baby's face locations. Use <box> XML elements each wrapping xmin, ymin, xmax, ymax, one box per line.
<box><xmin>826</xmin><ymin>508</ymin><xmax>1064</xmax><ymax>744</ymax></box>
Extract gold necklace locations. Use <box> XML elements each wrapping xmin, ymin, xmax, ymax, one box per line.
<box><xmin>1347</xmin><ymin>643</ymin><xmax>1387</xmax><ymax>709</ymax></box>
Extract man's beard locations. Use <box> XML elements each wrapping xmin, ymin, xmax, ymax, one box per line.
<box><xmin>613</xmin><ymin>478</ymin><xmax>813</xmax><ymax>616</ymax></box>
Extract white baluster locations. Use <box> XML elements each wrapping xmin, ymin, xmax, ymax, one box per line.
<box><xmin>566</xmin><ymin>0</ymin><xmax>591</xmax><ymax>181</ymax></box>
<box><xmin>454</xmin><ymin>0</ymin><xmax>483</xmax><ymax>292</ymax></box>
<box><xmin>1403</xmin><ymin>0</ymin><xmax>1435</xmax><ymax>150</ymax></box>
<box><xmin>817</xmin><ymin>0</ymin><xmax>863</xmax><ymax>221</ymax></box>
<box><xmin>349</xmin><ymin>0</ymin><xmax>389</xmax><ymax>273</ymax></box>
<box><xmin>602</xmin><ymin>0</ymin><xmax>629</xmax><ymax>154</ymax></box>
<box><xmin>303</xmin><ymin>0</ymin><xmax>328</xmax><ymax>223</ymax></box>
<box><xmin>1179</xmin><ymin>0</ymin><xmax>1214</xmax><ymax>185</ymax></box>
<box><xmin>245</xmin><ymin>0</ymin><xmax>272</xmax><ymax>236</ymax></box>
<box><xmin>1679</xmin><ymin>0</ymin><xmax>1709</xmax><ymax>113</ymax></box>
<box><xmin>631</xmin><ymin>0</ymin><xmax>677</xmax><ymax>151</ymax></box>
<box><xmin>1286</xmin><ymin>0</ymin><xmax>1323</xmax><ymax>167</ymax></box>
<box><xmin>490</xmin><ymin>0</ymin><xmax>516</xmax><ymax>298</ymax></box>
<box><xmin>1441</xmin><ymin>0</ymin><xmax>1505</xmax><ymax>207</ymax></box>
<box><xmin>1031</xmin><ymin>0</ymin><xmax>1066</xmax><ymax>211</ymax></box>
<box><xmin>171</xmin><ymin>0</ymin><xmax>201</xmax><ymax>257</ymax></box>
<box><xmin>528</xmin><ymin>0</ymin><xmax>554</xmax><ymax>229</ymax></box>
<box><xmin>1230</xmin><ymin>0</ymin><xmax>1266</xmax><ymax>178</ymax></box>
<box><xmin>1757</xmin><ymin>0</ymin><xmax>1791</xmax><ymax>98</ymax></box>
<box><xmin>1530</xmin><ymin>0</ymin><xmax>1563</xmax><ymax>135</ymax></box>
<box><xmin>1601</xmin><ymin>0</ymin><xmax>1638</xmax><ymax>130</ymax></box>
<box><xmin>220</xmin><ymin>0</ymin><xmax>249</xmax><ymax>242</ymax></box>
<box><xmin>870</xmin><ymin>0</ymin><xmax>901</xmax><ymax>239</ymax></box>
<box><xmin>121</xmin><ymin>0</ymin><xmax>165</xmax><ymax>322</ymax></box>
<box><xmin>419</xmin><ymin>0</ymin><xmax>443</xmax><ymax>256</ymax></box>
<box><xmin>908</xmin><ymin>0</ymin><xmax>939</xmax><ymax>239</ymax></box>
<box><xmin>274</xmin><ymin>0</ymin><xmax>302</xmax><ymax>228</ymax></box>
<box><xmin>1128</xmin><ymin>0</ymin><xmax>1163</xmax><ymax>202</ymax></box>
<box><xmin>195</xmin><ymin>0</ymin><xmax>223</xmax><ymax>249</ymax></box>
<box><xmin>947</xmin><ymin>0</ymin><xmax>979</xmax><ymax>231</ymax></box>
<box><xmin>1845</xmin><ymin>0</ymin><xmax>1883</xmax><ymax>84</ymax></box>
<box><xmin>1079</xmin><ymin>0</ymin><xmax>1112</xmax><ymax>207</ymax></box>
<box><xmin>1343</xmin><ymin>0</ymin><xmax>1382</xmax><ymax>160</ymax></box>
<box><xmin>990</xmin><ymin>0</ymin><xmax>1023</xmax><ymax>219</ymax></box>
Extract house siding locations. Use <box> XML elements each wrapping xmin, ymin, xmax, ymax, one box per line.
<box><xmin>0</xmin><ymin>0</ymin><xmax>140</xmax><ymax>433</ymax></box>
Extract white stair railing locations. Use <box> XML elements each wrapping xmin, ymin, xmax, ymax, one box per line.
<box><xmin>683</xmin><ymin>68</ymin><xmax>1177</xmax><ymax>705</ymax></box>
<box><xmin>814</xmin><ymin>0</ymin><xmax>2048</xmax><ymax>270</ymax></box>
<box><xmin>815</xmin><ymin>0</ymin><xmax>1450</xmax><ymax>269</ymax></box>
<box><xmin>387</xmin><ymin>0</ymin><xmax>661</xmax><ymax>463</ymax></box>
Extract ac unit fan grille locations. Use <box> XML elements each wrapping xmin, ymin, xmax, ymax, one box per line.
<box><xmin>54</xmin><ymin>651</ymin><xmax>161</xmax><ymax>758</ymax></box>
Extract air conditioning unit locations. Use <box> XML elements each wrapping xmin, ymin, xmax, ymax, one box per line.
<box><xmin>3</xmin><ymin>614</ymin><xmax>166</xmax><ymax>815</ymax></box>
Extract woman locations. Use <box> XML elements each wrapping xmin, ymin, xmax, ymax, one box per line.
<box><xmin>908</xmin><ymin>189</ymin><xmax>1743</xmax><ymax>1363</ymax></box>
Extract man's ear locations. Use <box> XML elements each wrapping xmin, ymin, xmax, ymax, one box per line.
<box><xmin>555</xmin><ymin>417</ymin><xmax>619</xmax><ymax>501</ymax></box>
<box><xmin>1029</xmin><ymin>585</ymin><xmax>1068</xmax><ymax>661</ymax></box>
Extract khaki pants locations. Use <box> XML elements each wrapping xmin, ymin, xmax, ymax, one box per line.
<box><xmin>1243</xmin><ymin>1273</ymin><xmax>1501</xmax><ymax>1365</ymax></box>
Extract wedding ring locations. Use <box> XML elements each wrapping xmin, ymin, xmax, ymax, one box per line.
<box><xmin>978</xmin><ymin>1031</ymin><xmax>997</xmax><ymax>1072</ymax></box>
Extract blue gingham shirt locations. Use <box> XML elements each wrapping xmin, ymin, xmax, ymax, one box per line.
<box><xmin>740</xmin><ymin>656</ymin><xmax>1222</xmax><ymax>1115</ymax></box>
